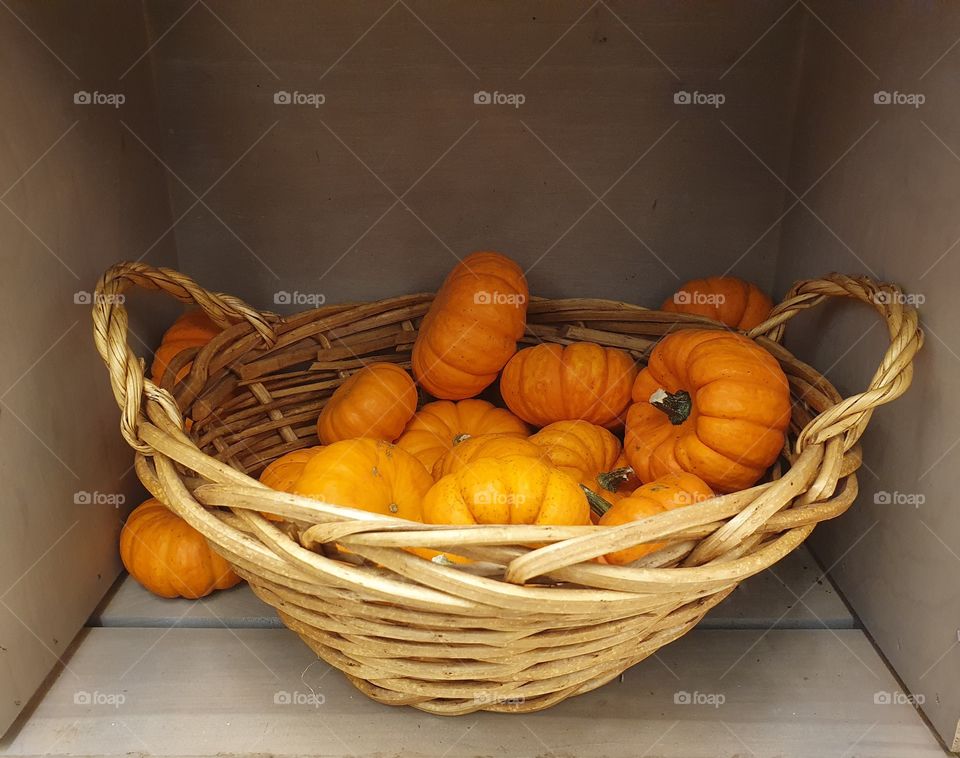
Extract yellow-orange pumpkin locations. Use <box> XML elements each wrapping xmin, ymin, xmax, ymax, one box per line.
<box><xmin>423</xmin><ymin>456</ymin><xmax>591</xmax><ymax>527</ymax></box>
<box><xmin>258</xmin><ymin>447</ymin><xmax>323</xmax><ymax>521</ymax></box>
<box><xmin>317</xmin><ymin>363</ymin><xmax>417</xmax><ymax>444</ymax></box>
<box><xmin>500</xmin><ymin>343</ymin><xmax>637</xmax><ymax>428</ymax></box>
<box><xmin>624</xmin><ymin>330</ymin><xmax>791</xmax><ymax>493</ymax></box>
<box><xmin>396</xmin><ymin>399</ymin><xmax>528</xmax><ymax>473</ymax></box>
<box><xmin>293</xmin><ymin>438</ymin><xmax>432</xmax><ymax>522</ymax></box>
<box><xmin>661</xmin><ymin>276</ymin><xmax>774</xmax><ymax>330</ymax></box>
<box><xmin>412</xmin><ymin>252</ymin><xmax>528</xmax><ymax>399</ymax></box>
<box><xmin>120</xmin><ymin>498</ymin><xmax>241</xmax><ymax>598</ymax></box>
<box><xmin>150</xmin><ymin>309</ymin><xmax>220</xmax><ymax>384</ymax></box>
<box><xmin>598</xmin><ymin>472</ymin><xmax>715</xmax><ymax>565</ymax></box>
<box><xmin>432</xmin><ymin>433</ymin><xmax>543</xmax><ymax>479</ymax></box>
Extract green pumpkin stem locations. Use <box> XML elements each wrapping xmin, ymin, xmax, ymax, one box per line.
<box><xmin>650</xmin><ymin>388</ymin><xmax>692</xmax><ymax>425</ymax></box>
<box><xmin>452</xmin><ymin>433</ymin><xmax>472</xmax><ymax>445</ymax></box>
<box><xmin>596</xmin><ymin>466</ymin><xmax>635</xmax><ymax>493</ymax></box>
<box><xmin>580</xmin><ymin>484</ymin><xmax>614</xmax><ymax>518</ymax></box>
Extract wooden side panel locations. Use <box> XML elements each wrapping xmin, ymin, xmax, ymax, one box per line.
<box><xmin>0</xmin><ymin>0</ymin><xmax>177</xmax><ymax>735</ymax></box>
<box><xmin>773</xmin><ymin>2</ymin><xmax>960</xmax><ymax>748</ymax></box>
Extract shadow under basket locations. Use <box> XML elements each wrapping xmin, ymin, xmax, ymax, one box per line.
<box><xmin>93</xmin><ymin>263</ymin><xmax>922</xmax><ymax>715</ymax></box>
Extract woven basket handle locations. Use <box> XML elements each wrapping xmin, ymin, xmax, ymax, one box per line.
<box><xmin>92</xmin><ymin>261</ymin><xmax>277</xmax><ymax>452</ymax></box>
<box><xmin>747</xmin><ymin>273</ymin><xmax>923</xmax><ymax>453</ymax></box>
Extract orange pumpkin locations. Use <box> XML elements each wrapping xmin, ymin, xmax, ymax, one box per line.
<box><xmin>662</xmin><ymin>276</ymin><xmax>773</xmax><ymax>330</ymax></box>
<box><xmin>396</xmin><ymin>399</ymin><xmax>528</xmax><ymax>473</ymax></box>
<box><xmin>258</xmin><ymin>446</ymin><xmax>323</xmax><ymax>521</ymax></box>
<box><xmin>432</xmin><ymin>433</ymin><xmax>543</xmax><ymax>479</ymax></box>
<box><xmin>412</xmin><ymin>252</ymin><xmax>528</xmax><ymax>399</ymax></box>
<box><xmin>500</xmin><ymin>343</ymin><xmax>638</xmax><ymax>428</ymax></box>
<box><xmin>293</xmin><ymin>438</ymin><xmax>432</xmax><ymax>522</ymax></box>
<box><xmin>317</xmin><ymin>363</ymin><xmax>417</xmax><ymax>445</ymax></box>
<box><xmin>120</xmin><ymin>498</ymin><xmax>242</xmax><ymax>598</ymax></box>
<box><xmin>528</xmin><ymin>421</ymin><xmax>633</xmax><ymax>503</ymax></box>
<box><xmin>624</xmin><ymin>330</ymin><xmax>790</xmax><ymax>493</ymax></box>
<box><xmin>598</xmin><ymin>473</ymin><xmax>715</xmax><ymax>565</ymax></box>
<box><xmin>150</xmin><ymin>309</ymin><xmax>220</xmax><ymax>384</ymax></box>
<box><xmin>423</xmin><ymin>455</ymin><xmax>591</xmax><ymax>526</ymax></box>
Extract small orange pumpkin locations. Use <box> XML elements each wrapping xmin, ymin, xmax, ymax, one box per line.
<box><xmin>412</xmin><ymin>252</ymin><xmax>528</xmax><ymax>399</ymax></box>
<box><xmin>120</xmin><ymin>498</ymin><xmax>242</xmax><ymax>598</ymax></box>
<box><xmin>396</xmin><ymin>399</ymin><xmax>528</xmax><ymax>473</ymax></box>
<box><xmin>598</xmin><ymin>473</ymin><xmax>714</xmax><ymax>565</ymax></box>
<box><xmin>528</xmin><ymin>421</ymin><xmax>633</xmax><ymax>504</ymax></box>
<box><xmin>500</xmin><ymin>343</ymin><xmax>638</xmax><ymax>428</ymax></box>
<box><xmin>294</xmin><ymin>438</ymin><xmax>432</xmax><ymax>522</ymax></box>
<box><xmin>624</xmin><ymin>329</ymin><xmax>790</xmax><ymax>493</ymax></box>
<box><xmin>258</xmin><ymin>446</ymin><xmax>323</xmax><ymax>521</ymax></box>
<box><xmin>423</xmin><ymin>455</ymin><xmax>591</xmax><ymax>527</ymax></box>
<box><xmin>150</xmin><ymin>309</ymin><xmax>220</xmax><ymax>384</ymax></box>
<box><xmin>661</xmin><ymin>276</ymin><xmax>773</xmax><ymax>330</ymax></box>
<box><xmin>432</xmin><ymin>433</ymin><xmax>543</xmax><ymax>479</ymax></box>
<box><xmin>317</xmin><ymin>363</ymin><xmax>417</xmax><ymax>445</ymax></box>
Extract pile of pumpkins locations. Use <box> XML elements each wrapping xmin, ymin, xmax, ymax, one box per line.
<box><xmin>121</xmin><ymin>252</ymin><xmax>791</xmax><ymax>599</ymax></box>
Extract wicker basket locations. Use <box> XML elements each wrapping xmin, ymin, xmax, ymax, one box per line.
<box><xmin>92</xmin><ymin>262</ymin><xmax>922</xmax><ymax>715</ymax></box>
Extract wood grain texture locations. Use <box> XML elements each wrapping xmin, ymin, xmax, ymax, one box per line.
<box><xmin>0</xmin><ymin>628</ymin><xmax>944</xmax><ymax>757</ymax></box>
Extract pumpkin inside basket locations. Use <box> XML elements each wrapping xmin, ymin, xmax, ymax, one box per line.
<box><xmin>93</xmin><ymin>262</ymin><xmax>921</xmax><ymax>715</ymax></box>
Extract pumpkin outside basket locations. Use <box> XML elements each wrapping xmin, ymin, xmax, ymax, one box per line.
<box><xmin>92</xmin><ymin>263</ymin><xmax>922</xmax><ymax>715</ymax></box>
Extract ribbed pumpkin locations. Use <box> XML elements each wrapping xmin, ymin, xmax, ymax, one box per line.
<box><xmin>500</xmin><ymin>342</ymin><xmax>638</xmax><ymax>428</ymax></box>
<box><xmin>624</xmin><ymin>330</ymin><xmax>791</xmax><ymax>493</ymax></box>
<box><xmin>528</xmin><ymin>421</ymin><xmax>633</xmax><ymax>503</ymax></box>
<box><xmin>432</xmin><ymin>433</ymin><xmax>543</xmax><ymax>479</ymax></box>
<box><xmin>412</xmin><ymin>252</ymin><xmax>528</xmax><ymax>399</ymax></box>
<box><xmin>598</xmin><ymin>473</ymin><xmax>715</xmax><ymax>565</ymax></box>
<box><xmin>423</xmin><ymin>456</ymin><xmax>591</xmax><ymax>527</ymax></box>
<box><xmin>258</xmin><ymin>447</ymin><xmax>323</xmax><ymax>521</ymax></box>
<box><xmin>661</xmin><ymin>276</ymin><xmax>774</xmax><ymax>330</ymax></box>
<box><xmin>317</xmin><ymin>363</ymin><xmax>417</xmax><ymax>445</ymax></box>
<box><xmin>293</xmin><ymin>438</ymin><xmax>432</xmax><ymax>522</ymax></box>
<box><xmin>396</xmin><ymin>399</ymin><xmax>528</xmax><ymax>473</ymax></box>
<box><xmin>120</xmin><ymin>498</ymin><xmax>242</xmax><ymax>598</ymax></box>
<box><xmin>150</xmin><ymin>309</ymin><xmax>220</xmax><ymax>384</ymax></box>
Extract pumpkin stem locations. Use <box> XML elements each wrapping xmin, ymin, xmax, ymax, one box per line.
<box><xmin>596</xmin><ymin>466</ymin><xmax>635</xmax><ymax>493</ymax></box>
<box><xmin>649</xmin><ymin>388</ymin><xmax>692</xmax><ymax>425</ymax></box>
<box><xmin>580</xmin><ymin>484</ymin><xmax>614</xmax><ymax>518</ymax></box>
<box><xmin>452</xmin><ymin>433</ymin><xmax>472</xmax><ymax>445</ymax></box>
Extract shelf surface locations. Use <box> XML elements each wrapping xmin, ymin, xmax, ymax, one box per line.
<box><xmin>0</xmin><ymin>627</ymin><xmax>944</xmax><ymax>757</ymax></box>
<box><xmin>91</xmin><ymin>543</ymin><xmax>856</xmax><ymax>631</ymax></box>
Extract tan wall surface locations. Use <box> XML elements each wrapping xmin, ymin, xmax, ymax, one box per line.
<box><xmin>0</xmin><ymin>1</ymin><xmax>176</xmax><ymax>735</ymax></box>
<box><xmin>773</xmin><ymin>2</ymin><xmax>960</xmax><ymax>749</ymax></box>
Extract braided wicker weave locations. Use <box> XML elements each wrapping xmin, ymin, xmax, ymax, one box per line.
<box><xmin>92</xmin><ymin>262</ymin><xmax>922</xmax><ymax>715</ymax></box>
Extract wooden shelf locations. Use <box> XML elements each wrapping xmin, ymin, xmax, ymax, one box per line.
<box><xmin>0</xmin><ymin>627</ymin><xmax>945</xmax><ymax>757</ymax></box>
<box><xmin>90</xmin><ymin>544</ymin><xmax>856</xmax><ymax>631</ymax></box>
